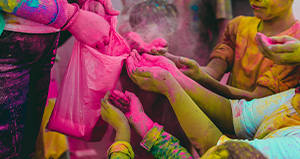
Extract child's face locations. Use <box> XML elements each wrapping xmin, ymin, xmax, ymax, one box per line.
<box><xmin>249</xmin><ymin>0</ymin><xmax>293</xmax><ymax>20</ymax></box>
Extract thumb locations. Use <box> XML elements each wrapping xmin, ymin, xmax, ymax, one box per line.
<box><xmin>125</xmin><ymin>91</ymin><xmax>137</xmax><ymax>101</ymax></box>
<box><xmin>179</xmin><ymin>57</ymin><xmax>197</xmax><ymax>68</ymax></box>
<box><xmin>133</xmin><ymin>67</ymin><xmax>152</xmax><ymax>77</ymax></box>
<box><xmin>101</xmin><ymin>93</ymin><xmax>112</xmax><ymax>109</ymax></box>
<box><xmin>99</xmin><ymin>0</ymin><xmax>120</xmax><ymax>15</ymax></box>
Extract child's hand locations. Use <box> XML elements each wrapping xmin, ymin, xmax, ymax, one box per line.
<box><xmin>147</xmin><ymin>38</ymin><xmax>169</xmax><ymax>55</ymax></box>
<box><xmin>128</xmin><ymin>65</ymin><xmax>174</xmax><ymax>95</ymax></box>
<box><xmin>256</xmin><ymin>34</ymin><xmax>300</xmax><ymax>65</ymax></box>
<box><xmin>178</xmin><ymin>57</ymin><xmax>205</xmax><ymax>81</ymax></box>
<box><xmin>124</xmin><ymin>91</ymin><xmax>154</xmax><ymax>137</ymax></box>
<box><xmin>123</xmin><ymin>91</ymin><xmax>145</xmax><ymax>123</ymax></box>
<box><xmin>126</xmin><ymin>32</ymin><xmax>168</xmax><ymax>54</ymax></box>
<box><xmin>141</xmin><ymin>53</ymin><xmax>177</xmax><ymax>72</ymax></box>
<box><xmin>109</xmin><ymin>90</ymin><xmax>155</xmax><ymax>137</ymax></box>
<box><xmin>101</xmin><ymin>92</ymin><xmax>130</xmax><ymax>132</ymax></box>
<box><xmin>109</xmin><ymin>90</ymin><xmax>130</xmax><ymax>114</ymax></box>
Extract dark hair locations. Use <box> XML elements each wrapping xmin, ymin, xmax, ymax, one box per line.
<box><xmin>213</xmin><ymin>141</ymin><xmax>267</xmax><ymax>159</ymax></box>
<box><xmin>129</xmin><ymin>0</ymin><xmax>179</xmax><ymax>35</ymax></box>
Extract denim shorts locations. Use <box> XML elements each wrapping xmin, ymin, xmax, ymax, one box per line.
<box><xmin>0</xmin><ymin>30</ymin><xmax>59</xmax><ymax>159</ymax></box>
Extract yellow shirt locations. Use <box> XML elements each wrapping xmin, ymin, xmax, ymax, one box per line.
<box><xmin>210</xmin><ymin>16</ymin><xmax>300</xmax><ymax>93</ymax></box>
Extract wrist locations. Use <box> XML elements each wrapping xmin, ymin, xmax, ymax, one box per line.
<box><xmin>164</xmin><ymin>76</ymin><xmax>182</xmax><ymax>97</ymax></box>
<box><xmin>67</xmin><ymin>3</ymin><xmax>76</xmax><ymax>22</ymax></box>
<box><xmin>62</xmin><ymin>3</ymin><xmax>80</xmax><ymax>31</ymax></box>
<box><xmin>131</xmin><ymin>113</ymin><xmax>154</xmax><ymax>138</ymax></box>
<box><xmin>115</xmin><ymin>124</ymin><xmax>131</xmax><ymax>143</ymax></box>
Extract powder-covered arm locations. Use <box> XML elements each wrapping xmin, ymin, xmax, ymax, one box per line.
<box><xmin>0</xmin><ymin>0</ymin><xmax>69</xmax><ymax>29</ymax></box>
<box><xmin>140</xmin><ymin>123</ymin><xmax>193</xmax><ymax>159</ymax></box>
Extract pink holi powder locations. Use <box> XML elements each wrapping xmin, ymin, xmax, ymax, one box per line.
<box><xmin>234</xmin><ymin>105</ymin><xmax>243</xmax><ymax>118</ymax></box>
<box><xmin>109</xmin><ymin>92</ymin><xmax>130</xmax><ymax>113</ymax></box>
<box><xmin>257</xmin><ymin>32</ymin><xmax>273</xmax><ymax>46</ymax></box>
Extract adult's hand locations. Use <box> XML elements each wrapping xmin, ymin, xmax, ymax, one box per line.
<box><xmin>256</xmin><ymin>33</ymin><xmax>300</xmax><ymax>65</ymax></box>
<box><xmin>78</xmin><ymin>0</ymin><xmax>119</xmax><ymax>15</ymax></box>
<box><xmin>66</xmin><ymin>4</ymin><xmax>111</xmax><ymax>52</ymax></box>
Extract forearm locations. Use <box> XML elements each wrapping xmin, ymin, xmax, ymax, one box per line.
<box><xmin>0</xmin><ymin>0</ymin><xmax>70</xmax><ymax>29</ymax></box>
<box><xmin>141</xmin><ymin>123</ymin><xmax>193</xmax><ymax>158</ymax></box>
<box><xmin>115</xmin><ymin>125</ymin><xmax>131</xmax><ymax>143</ymax></box>
<box><xmin>163</xmin><ymin>77</ymin><xmax>222</xmax><ymax>155</ymax></box>
<box><xmin>163</xmin><ymin>53</ymin><xmax>185</xmax><ymax>68</ymax></box>
<box><xmin>201</xmin><ymin>58</ymin><xmax>228</xmax><ymax>81</ymax></box>
<box><xmin>131</xmin><ymin>113</ymin><xmax>154</xmax><ymax>138</ymax></box>
<box><xmin>171</xmin><ymin>70</ymin><xmax>234</xmax><ymax>134</ymax></box>
<box><xmin>196</xmin><ymin>72</ymin><xmax>274</xmax><ymax>101</ymax></box>
<box><xmin>196</xmin><ymin>72</ymin><xmax>254</xmax><ymax>101</ymax></box>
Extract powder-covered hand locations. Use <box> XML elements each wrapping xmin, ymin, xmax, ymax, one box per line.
<box><xmin>124</xmin><ymin>91</ymin><xmax>155</xmax><ymax>138</ymax></box>
<box><xmin>256</xmin><ymin>33</ymin><xmax>300</xmax><ymax>65</ymax></box>
<box><xmin>101</xmin><ymin>91</ymin><xmax>129</xmax><ymax>132</ymax></box>
<box><xmin>78</xmin><ymin>0</ymin><xmax>119</xmax><ymax>16</ymax></box>
<box><xmin>141</xmin><ymin>53</ymin><xmax>182</xmax><ymax>76</ymax></box>
<box><xmin>128</xmin><ymin>65</ymin><xmax>173</xmax><ymax>95</ymax></box>
<box><xmin>85</xmin><ymin>1</ymin><xmax>107</xmax><ymax>17</ymax></box>
<box><xmin>66</xmin><ymin>6</ymin><xmax>111</xmax><ymax>53</ymax></box>
<box><xmin>179</xmin><ymin>57</ymin><xmax>204</xmax><ymax>81</ymax></box>
<box><xmin>122</xmin><ymin>91</ymin><xmax>145</xmax><ymax>124</ymax></box>
<box><xmin>109</xmin><ymin>90</ymin><xmax>155</xmax><ymax>137</ymax></box>
<box><xmin>126</xmin><ymin>32</ymin><xmax>168</xmax><ymax>54</ymax></box>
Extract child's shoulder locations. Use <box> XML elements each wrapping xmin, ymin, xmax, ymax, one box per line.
<box><xmin>230</xmin><ymin>16</ymin><xmax>260</xmax><ymax>25</ymax></box>
<box><xmin>282</xmin><ymin>20</ymin><xmax>300</xmax><ymax>40</ymax></box>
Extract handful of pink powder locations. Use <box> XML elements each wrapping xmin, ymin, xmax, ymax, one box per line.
<box><xmin>109</xmin><ymin>91</ymin><xmax>130</xmax><ymax>114</ymax></box>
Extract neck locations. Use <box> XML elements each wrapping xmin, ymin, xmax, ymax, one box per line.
<box><xmin>259</xmin><ymin>8</ymin><xmax>296</xmax><ymax>37</ymax></box>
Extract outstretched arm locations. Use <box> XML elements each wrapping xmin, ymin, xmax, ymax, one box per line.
<box><xmin>127</xmin><ymin>65</ymin><xmax>224</xmax><ymax>155</ymax></box>
<box><xmin>112</xmin><ymin>90</ymin><xmax>193</xmax><ymax>158</ymax></box>
<box><xmin>179</xmin><ymin>57</ymin><xmax>274</xmax><ymax>101</ymax></box>
<box><xmin>134</xmin><ymin>53</ymin><xmax>235</xmax><ymax>134</ymax></box>
<box><xmin>100</xmin><ymin>92</ymin><xmax>133</xmax><ymax>159</ymax></box>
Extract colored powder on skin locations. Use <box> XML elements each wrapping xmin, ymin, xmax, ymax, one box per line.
<box><xmin>109</xmin><ymin>94</ymin><xmax>130</xmax><ymax>114</ymax></box>
<box><xmin>1</xmin><ymin>0</ymin><xmax>40</xmax><ymax>13</ymax></box>
<box><xmin>21</xmin><ymin>0</ymin><xmax>39</xmax><ymax>8</ymax></box>
<box><xmin>0</xmin><ymin>0</ymin><xmax>20</xmax><ymax>12</ymax></box>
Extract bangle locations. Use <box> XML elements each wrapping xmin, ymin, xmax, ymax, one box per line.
<box><xmin>61</xmin><ymin>3</ymin><xmax>80</xmax><ymax>31</ymax></box>
<box><xmin>107</xmin><ymin>141</ymin><xmax>134</xmax><ymax>158</ymax></box>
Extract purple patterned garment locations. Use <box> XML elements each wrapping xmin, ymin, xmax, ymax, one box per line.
<box><xmin>0</xmin><ymin>30</ymin><xmax>59</xmax><ymax>158</ymax></box>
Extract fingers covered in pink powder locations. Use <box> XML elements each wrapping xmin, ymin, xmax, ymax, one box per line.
<box><xmin>126</xmin><ymin>32</ymin><xmax>168</xmax><ymax>54</ymax></box>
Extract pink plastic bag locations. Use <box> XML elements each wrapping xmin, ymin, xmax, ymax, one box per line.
<box><xmin>47</xmin><ymin>1</ymin><xmax>130</xmax><ymax>141</ymax></box>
